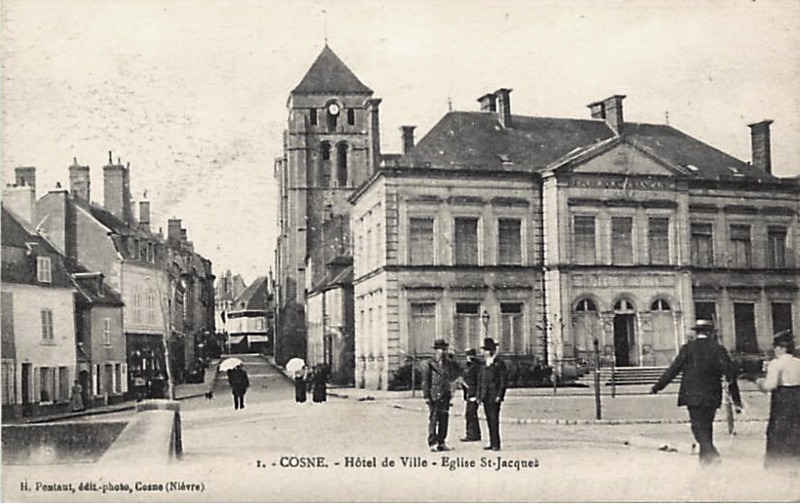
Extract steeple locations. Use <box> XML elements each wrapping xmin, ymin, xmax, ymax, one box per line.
<box><xmin>292</xmin><ymin>45</ymin><xmax>373</xmax><ymax>95</ymax></box>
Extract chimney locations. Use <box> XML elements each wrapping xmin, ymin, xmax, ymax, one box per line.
<box><xmin>167</xmin><ymin>218</ymin><xmax>182</xmax><ymax>245</ymax></box>
<box><xmin>3</xmin><ymin>169</ymin><xmax>36</xmax><ymax>224</ymax></box>
<box><xmin>587</xmin><ymin>95</ymin><xmax>626</xmax><ymax>135</ymax></box>
<box><xmin>477</xmin><ymin>93</ymin><xmax>497</xmax><ymax>112</ymax></box>
<box><xmin>103</xmin><ymin>151</ymin><xmax>132</xmax><ymax>224</ymax></box>
<box><xmin>401</xmin><ymin>126</ymin><xmax>416</xmax><ymax>154</ymax></box>
<box><xmin>748</xmin><ymin>120</ymin><xmax>773</xmax><ymax>174</ymax></box>
<box><xmin>14</xmin><ymin>167</ymin><xmax>36</xmax><ymax>192</ymax></box>
<box><xmin>180</xmin><ymin>228</ymin><xmax>188</xmax><ymax>242</ymax></box>
<box><xmin>495</xmin><ymin>88</ymin><xmax>512</xmax><ymax>128</ymax></box>
<box><xmin>69</xmin><ymin>157</ymin><xmax>91</xmax><ymax>202</ymax></box>
<box><xmin>366</xmin><ymin>98</ymin><xmax>382</xmax><ymax>174</ymax></box>
<box><xmin>139</xmin><ymin>200</ymin><xmax>151</xmax><ymax>231</ymax></box>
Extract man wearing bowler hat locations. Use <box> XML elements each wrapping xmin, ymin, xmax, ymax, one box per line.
<box><xmin>478</xmin><ymin>338</ymin><xmax>508</xmax><ymax>451</ymax></box>
<box><xmin>651</xmin><ymin>319</ymin><xmax>741</xmax><ymax>465</ymax></box>
<box><xmin>460</xmin><ymin>348</ymin><xmax>482</xmax><ymax>442</ymax></box>
<box><xmin>422</xmin><ymin>338</ymin><xmax>458</xmax><ymax>452</ymax></box>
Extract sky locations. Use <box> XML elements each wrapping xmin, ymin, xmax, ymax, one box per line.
<box><xmin>3</xmin><ymin>0</ymin><xmax>799</xmax><ymax>285</ymax></box>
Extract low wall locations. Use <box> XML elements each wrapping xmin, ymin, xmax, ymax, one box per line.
<box><xmin>100</xmin><ymin>400</ymin><xmax>182</xmax><ymax>465</ymax></box>
<box><xmin>2</xmin><ymin>421</ymin><xmax>127</xmax><ymax>465</ymax></box>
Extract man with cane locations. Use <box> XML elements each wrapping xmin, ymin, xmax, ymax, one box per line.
<box><xmin>651</xmin><ymin>319</ymin><xmax>741</xmax><ymax>465</ymax></box>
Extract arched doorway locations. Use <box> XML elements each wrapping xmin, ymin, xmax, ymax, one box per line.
<box><xmin>613</xmin><ymin>298</ymin><xmax>637</xmax><ymax>366</ymax></box>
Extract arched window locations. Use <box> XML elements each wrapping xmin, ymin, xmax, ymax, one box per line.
<box><xmin>327</xmin><ymin>109</ymin><xmax>338</xmax><ymax>132</ymax></box>
<box><xmin>575</xmin><ymin>298</ymin><xmax>597</xmax><ymax>312</ymax></box>
<box><xmin>336</xmin><ymin>143</ymin><xmax>348</xmax><ymax>187</ymax></box>
<box><xmin>650</xmin><ymin>299</ymin><xmax>671</xmax><ymax>311</ymax></box>
<box><xmin>614</xmin><ymin>299</ymin><xmax>635</xmax><ymax>312</ymax></box>
<box><xmin>319</xmin><ymin>142</ymin><xmax>331</xmax><ymax>187</ymax></box>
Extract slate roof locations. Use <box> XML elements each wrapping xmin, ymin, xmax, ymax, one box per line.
<box><xmin>232</xmin><ymin>276</ymin><xmax>268</xmax><ymax>311</ymax></box>
<box><xmin>310</xmin><ymin>264</ymin><xmax>353</xmax><ymax>294</ymax></box>
<box><xmin>292</xmin><ymin>45</ymin><xmax>373</xmax><ymax>95</ymax></box>
<box><xmin>64</xmin><ymin>257</ymin><xmax>124</xmax><ymax>307</ymax></box>
<box><xmin>1</xmin><ymin>206</ymin><xmax>74</xmax><ymax>288</ymax></box>
<box><xmin>401</xmin><ymin>111</ymin><xmax>776</xmax><ymax>181</ymax></box>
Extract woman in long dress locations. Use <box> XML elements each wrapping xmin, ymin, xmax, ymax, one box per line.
<box><xmin>294</xmin><ymin>366</ymin><xmax>308</xmax><ymax>403</ymax></box>
<box><xmin>312</xmin><ymin>364</ymin><xmax>328</xmax><ymax>403</ymax></box>
<box><xmin>757</xmin><ymin>330</ymin><xmax>800</xmax><ymax>467</ymax></box>
<box><xmin>69</xmin><ymin>380</ymin><xmax>84</xmax><ymax>412</ymax></box>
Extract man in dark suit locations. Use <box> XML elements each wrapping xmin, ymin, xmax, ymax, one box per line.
<box><xmin>460</xmin><ymin>348</ymin><xmax>482</xmax><ymax>442</ymax></box>
<box><xmin>478</xmin><ymin>338</ymin><xmax>508</xmax><ymax>451</ymax></box>
<box><xmin>422</xmin><ymin>339</ymin><xmax>458</xmax><ymax>452</ymax></box>
<box><xmin>651</xmin><ymin>319</ymin><xmax>741</xmax><ymax>464</ymax></box>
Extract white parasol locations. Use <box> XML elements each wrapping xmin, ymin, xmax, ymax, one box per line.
<box><xmin>219</xmin><ymin>357</ymin><xmax>244</xmax><ymax>372</ymax></box>
<box><xmin>285</xmin><ymin>357</ymin><xmax>306</xmax><ymax>375</ymax></box>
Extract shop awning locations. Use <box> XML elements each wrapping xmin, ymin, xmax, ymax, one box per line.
<box><xmin>248</xmin><ymin>335</ymin><xmax>269</xmax><ymax>343</ymax></box>
<box><xmin>227</xmin><ymin>336</ymin><xmax>245</xmax><ymax>345</ymax></box>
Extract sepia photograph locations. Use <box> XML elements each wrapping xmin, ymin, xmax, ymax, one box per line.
<box><xmin>1</xmin><ymin>0</ymin><xmax>799</xmax><ymax>501</ymax></box>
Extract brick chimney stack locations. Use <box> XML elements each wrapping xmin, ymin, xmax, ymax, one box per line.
<box><xmin>495</xmin><ymin>88</ymin><xmax>512</xmax><ymax>128</ymax></box>
<box><xmin>69</xmin><ymin>157</ymin><xmax>91</xmax><ymax>202</ymax></box>
<box><xmin>588</xmin><ymin>95</ymin><xmax>626</xmax><ymax>135</ymax></box>
<box><xmin>366</xmin><ymin>98</ymin><xmax>382</xmax><ymax>174</ymax></box>
<box><xmin>3</xmin><ymin>167</ymin><xmax>37</xmax><ymax>224</ymax></box>
<box><xmin>167</xmin><ymin>218</ymin><xmax>182</xmax><ymax>245</ymax></box>
<box><xmin>477</xmin><ymin>93</ymin><xmax>497</xmax><ymax>112</ymax></box>
<box><xmin>14</xmin><ymin>167</ymin><xmax>36</xmax><ymax>192</ymax></box>
<box><xmin>748</xmin><ymin>120</ymin><xmax>773</xmax><ymax>175</ymax></box>
<box><xmin>139</xmin><ymin>198</ymin><xmax>151</xmax><ymax>232</ymax></box>
<box><xmin>401</xmin><ymin>126</ymin><xmax>416</xmax><ymax>154</ymax></box>
<box><xmin>103</xmin><ymin>151</ymin><xmax>132</xmax><ymax>224</ymax></box>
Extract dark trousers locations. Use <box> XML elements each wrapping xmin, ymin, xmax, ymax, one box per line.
<box><xmin>427</xmin><ymin>399</ymin><xmax>450</xmax><ymax>447</ymax></box>
<box><xmin>465</xmin><ymin>400</ymin><xmax>481</xmax><ymax>440</ymax></box>
<box><xmin>233</xmin><ymin>392</ymin><xmax>245</xmax><ymax>410</ymax></box>
<box><xmin>688</xmin><ymin>406</ymin><xmax>718</xmax><ymax>462</ymax></box>
<box><xmin>483</xmin><ymin>400</ymin><xmax>502</xmax><ymax>449</ymax></box>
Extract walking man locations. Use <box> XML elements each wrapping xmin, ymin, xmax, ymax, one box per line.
<box><xmin>651</xmin><ymin>319</ymin><xmax>741</xmax><ymax>465</ymax></box>
<box><xmin>422</xmin><ymin>339</ymin><xmax>457</xmax><ymax>452</ymax></box>
<box><xmin>460</xmin><ymin>348</ymin><xmax>482</xmax><ymax>442</ymax></box>
<box><xmin>478</xmin><ymin>338</ymin><xmax>508</xmax><ymax>451</ymax></box>
<box><xmin>227</xmin><ymin>366</ymin><xmax>250</xmax><ymax>411</ymax></box>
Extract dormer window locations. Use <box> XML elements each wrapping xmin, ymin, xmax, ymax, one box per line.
<box><xmin>37</xmin><ymin>256</ymin><xmax>52</xmax><ymax>283</ymax></box>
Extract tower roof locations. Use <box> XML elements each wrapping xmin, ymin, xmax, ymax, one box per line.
<box><xmin>292</xmin><ymin>45</ymin><xmax>372</xmax><ymax>95</ymax></box>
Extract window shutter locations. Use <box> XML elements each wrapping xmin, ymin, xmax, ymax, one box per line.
<box><xmin>121</xmin><ymin>363</ymin><xmax>128</xmax><ymax>393</ymax></box>
<box><xmin>33</xmin><ymin>368</ymin><xmax>40</xmax><ymax>404</ymax></box>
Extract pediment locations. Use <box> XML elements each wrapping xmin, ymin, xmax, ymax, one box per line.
<box><xmin>570</xmin><ymin>144</ymin><xmax>677</xmax><ymax>177</ymax></box>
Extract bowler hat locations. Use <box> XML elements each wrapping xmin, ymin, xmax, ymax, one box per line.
<box><xmin>772</xmin><ymin>329</ymin><xmax>793</xmax><ymax>348</ymax></box>
<box><xmin>465</xmin><ymin>348</ymin><xmax>477</xmax><ymax>357</ymax></box>
<box><xmin>481</xmin><ymin>338</ymin><xmax>498</xmax><ymax>351</ymax></box>
<box><xmin>432</xmin><ymin>339</ymin><xmax>449</xmax><ymax>350</ymax></box>
<box><xmin>692</xmin><ymin>319</ymin><xmax>715</xmax><ymax>332</ymax></box>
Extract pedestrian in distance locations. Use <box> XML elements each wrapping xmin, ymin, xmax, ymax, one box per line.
<box><xmin>227</xmin><ymin>366</ymin><xmax>250</xmax><ymax>411</ymax></box>
<box><xmin>478</xmin><ymin>338</ymin><xmax>508</xmax><ymax>451</ymax></box>
<box><xmin>460</xmin><ymin>348</ymin><xmax>482</xmax><ymax>443</ymax></box>
<box><xmin>69</xmin><ymin>380</ymin><xmax>84</xmax><ymax>412</ymax></box>
<box><xmin>651</xmin><ymin>319</ymin><xmax>742</xmax><ymax>465</ymax></box>
<box><xmin>312</xmin><ymin>363</ymin><xmax>328</xmax><ymax>403</ymax></box>
<box><xmin>756</xmin><ymin>329</ymin><xmax>800</xmax><ymax>468</ymax></box>
<box><xmin>422</xmin><ymin>338</ymin><xmax>459</xmax><ymax>452</ymax></box>
<box><xmin>295</xmin><ymin>366</ymin><xmax>308</xmax><ymax>404</ymax></box>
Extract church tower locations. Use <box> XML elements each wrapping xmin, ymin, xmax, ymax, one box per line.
<box><xmin>275</xmin><ymin>45</ymin><xmax>381</xmax><ymax>362</ymax></box>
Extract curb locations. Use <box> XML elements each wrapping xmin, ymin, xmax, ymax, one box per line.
<box><xmin>381</xmin><ymin>401</ymin><xmax>768</xmax><ymax>426</ymax></box>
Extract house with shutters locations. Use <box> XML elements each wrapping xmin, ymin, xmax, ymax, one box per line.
<box><xmin>1</xmin><ymin>204</ymin><xmax>77</xmax><ymax>419</ymax></box>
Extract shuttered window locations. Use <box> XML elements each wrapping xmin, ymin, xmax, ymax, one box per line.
<box><xmin>729</xmin><ymin>225</ymin><xmax>751</xmax><ymax>268</ymax></box>
<box><xmin>690</xmin><ymin>223</ymin><xmax>713</xmax><ymax>267</ymax></box>
<box><xmin>454</xmin><ymin>218</ymin><xmax>479</xmax><ymax>265</ymax></box>
<box><xmin>767</xmin><ymin>226</ymin><xmax>787</xmax><ymax>268</ymax></box>
<box><xmin>573</xmin><ymin>215</ymin><xmax>596</xmax><ymax>264</ymax></box>
<box><xmin>409</xmin><ymin>303</ymin><xmax>436</xmax><ymax>354</ymax></box>
<box><xmin>500</xmin><ymin>303</ymin><xmax>523</xmax><ymax>353</ymax></box>
<box><xmin>453</xmin><ymin>303</ymin><xmax>480</xmax><ymax>351</ymax></box>
<box><xmin>40</xmin><ymin>310</ymin><xmax>54</xmax><ymax>342</ymax></box>
<box><xmin>498</xmin><ymin>219</ymin><xmax>522</xmax><ymax>265</ymax></box>
<box><xmin>612</xmin><ymin>217</ymin><xmax>633</xmax><ymax>265</ymax></box>
<box><xmin>648</xmin><ymin>217</ymin><xmax>669</xmax><ymax>265</ymax></box>
<box><xmin>409</xmin><ymin>218</ymin><xmax>434</xmax><ymax>265</ymax></box>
